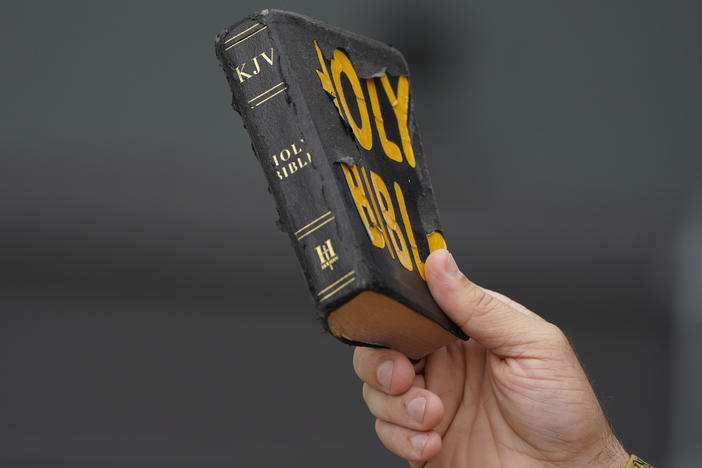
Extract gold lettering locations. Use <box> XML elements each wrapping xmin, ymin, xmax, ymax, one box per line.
<box><xmin>370</xmin><ymin>171</ymin><xmax>412</xmax><ymax>271</ymax></box>
<box><xmin>331</xmin><ymin>49</ymin><xmax>373</xmax><ymax>150</ymax></box>
<box><xmin>235</xmin><ymin>63</ymin><xmax>251</xmax><ymax>82</ymax></box>
<box><xmin>260</xmin><ymin>48</ymin><xmax>274</xmax><ymax>65</ymax></box>
<box><xmin>271</xmin><ymin>142</ymin><xmax>313</xmax><ymax>179</ymax></box>
<box><xmin>341</xmin><ymin>163</ymin><xmax>384</xmax><ymax>248</ymax></box>
<box><xmin>367</xmin><ymin>78</ymin><xmax>402</xmax><ymax>163</ymax></box>
<box><xmin>234</xmin><ymin>49</ymin><xmax>275</xmax><ymax>83</ymax></box>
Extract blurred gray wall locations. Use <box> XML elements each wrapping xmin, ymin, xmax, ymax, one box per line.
<box><xmin>670</xmin><ymin>193</ymin><xmax>702</xmax><ymax>468</ymax></box>
<box><xmin>1</xmin><ymin>1</ymin><xmax>701</xmax><ymax>466</ymax></box>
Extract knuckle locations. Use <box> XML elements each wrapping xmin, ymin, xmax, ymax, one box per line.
<box><xmin>456</xmin><ymin>283</ymin><xmax>498</xmax><ymax>330</ymax></box>
<box><xmin>463</xmin><ymin>282</ymin><xmax>496</xmax><ymax>312</ymax></box>
<box><xmin>474</xmin><ymin>286</ymin><xmax>498</xmax><ymax>312</ymax></box>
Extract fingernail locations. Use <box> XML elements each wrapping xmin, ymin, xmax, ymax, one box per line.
<box><xmin>407</xmin><ymin>397</ymin><xmax>426</xmax><ymax>423</ymax></box>
<box><xmin>376</xmin><ymin>361</ymin><xmax>393</xmax><ymax>392</ymax></box>
<box><xmin>444</xmin><ymin>251</ymin><xmax>462</xmax><ymax>278</ymax></box>
<box><xmin>410</xmin><ymin>434</ymin><xmax>428</xmax><ymax>455</ymax></box>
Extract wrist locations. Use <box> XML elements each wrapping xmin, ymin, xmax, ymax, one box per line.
<box><xmin>601</xmin><ymin>435</ymin><xmax>629</xmax><ymax>468</ymax></box>
<box><xmin>584</xmin><ymin>430</ymin><xmax>629</xmax><ymax>468</ymax></box>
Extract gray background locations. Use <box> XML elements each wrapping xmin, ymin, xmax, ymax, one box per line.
<box><xmin>1</xmin><ymin>1</ymin><xmax>701</xmax><ymax>467</ymax></box>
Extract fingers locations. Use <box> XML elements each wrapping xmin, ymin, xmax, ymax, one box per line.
<box><xmin>354</xmin><ymin>347</ymin><xmax>442</xmax><ymax>462</ymax></box>
<box><xmin>353</xmin><ymin>347</ymin><xmax>415</xmax><ymax>395</ymax></box>
<box><xmin>362</xmin><ymin>383</ymin><xmax>444</xmax><ymax>431</ymax></box>
<box><xmin>425</xmin><ymin>249</ymin><xmax>549</xmax><ymax>356</ymax></box>
<box><xmin>375</xmin><ymin>419</ymin><xmax>442</xmax><ymax>462</ymax></box>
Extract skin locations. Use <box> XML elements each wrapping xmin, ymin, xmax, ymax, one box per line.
<box><xmin>353</xmin><ymin>249</ymin><xmax>630</xmax><ymax>467</ymax></box>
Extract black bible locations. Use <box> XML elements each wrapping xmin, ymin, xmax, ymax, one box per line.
<box><xmin>215</xmin><ymin>9</ymin><xmax>467</xmax><ymax>359</ymax></box>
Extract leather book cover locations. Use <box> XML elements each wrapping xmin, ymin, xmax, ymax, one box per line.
<box><xmin>214</xmin><ymin>9</ymin><xmax>467</xmax><ymax>358</ymax></box>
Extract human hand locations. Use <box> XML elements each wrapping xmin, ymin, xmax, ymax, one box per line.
<box><xmin>353</xmin><ymin>249</ymin><xmax>629</xmax><ymax>467</ymax></box>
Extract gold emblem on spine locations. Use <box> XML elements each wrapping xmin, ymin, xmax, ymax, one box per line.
<box><xmin>314</xmin><ymin>238</ymin><xmax>339</xmax><ymax>271</ymax></box>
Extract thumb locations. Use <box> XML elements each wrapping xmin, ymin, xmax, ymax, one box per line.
<box><xmin>426</xmin><ymin>249</ymin><xmax>550</xmax><ymax>357</ymax></box>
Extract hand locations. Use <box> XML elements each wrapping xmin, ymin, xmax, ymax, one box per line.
<box><xmin>352</xmin><ymin>249</ymin><xmax>629</xmax><ymax>467</ymax></box>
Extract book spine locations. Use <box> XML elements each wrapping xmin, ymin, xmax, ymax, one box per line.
<box><xmin>215</xmin><ymin>16</ymin><xmax>360</xmax><ymax>316</ymax></box>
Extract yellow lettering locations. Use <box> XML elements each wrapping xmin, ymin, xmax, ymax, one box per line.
<box><xmin>314</xmin><ymin>41</ymin><xmax>344</xmax><ymax>119</ymax></box>
<box><xmin>341</xmin><ymin>163</ymin><xmax>384</xmax><ymax>248</ymax></box>
<box><xmin>394</xmin><ymin>183</ymin><xmax>446</xmax><ymax>279</ymax></box>
<box><xmin>331</xmin><ymin>49</ymin><xmax>373</xmax><ymax>151</ymax></box>
<box><xmin>380</xmin><ymin>75</ymin><xmax>415</xmax><ymax>168</ymax></box>
<box><xmin>427</xmin><ymin>231</ymin><xmax>447</xmax><ymax>252</ymax></box>
<box><xmin>370</xmin><ymin>171</ymin><xmax>412</xmax><ymax>271</ymax></box>
<box><xmin>361</xmin><ymin>166</ymin><xmax>394</xmax><ymax>259</ymax></box>
<box><xmin>367</xmin><ymin>78</ymin><xmax>403</xmax><ymax>163</ymax></box>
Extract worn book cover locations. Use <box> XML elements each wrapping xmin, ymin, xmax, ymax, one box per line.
<box><xmin>215</xmin><ymin>9</ymin><xmax>467</xmax><ymax>358</ymax></box>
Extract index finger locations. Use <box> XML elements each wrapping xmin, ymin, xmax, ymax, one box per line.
<box><xmin>353</xmin><ymin>347</ymin><xmax>415</xmax><ymax>395</ymax></box>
